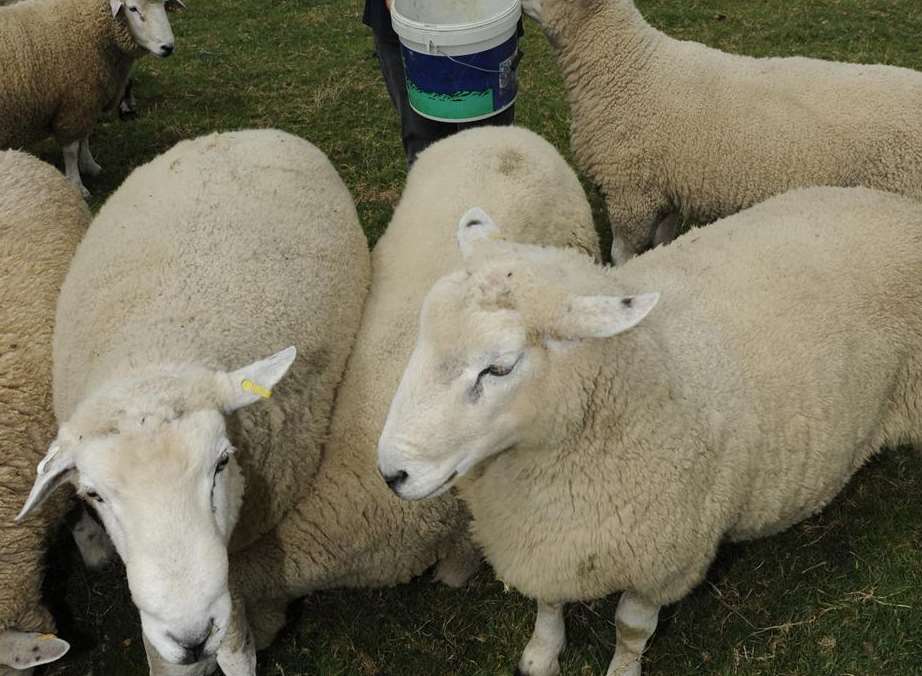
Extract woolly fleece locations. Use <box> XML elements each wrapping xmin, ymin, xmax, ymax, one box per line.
<box><xmin>528</xmin><ymin>0</ymin><xmax>922</xmax><ymax>257</ymax></box>
<box><xmin>0</xmin><ymin>0</ymin><xmax>144</xmax><ymax>149</ymax></box>
<box><xmin>0</xmin><ymin>150</ymin><xmax>89</xmax><ymax>636</ymax></box>
<box><xmin>228</xmin><ymin>126</ymin><xmax>600</xmax><ymax>641</ymax></box>
<box><xmin>442</xmin><ymin>186</ymin><xmax>922</xmax><ymax>608</ymax></box>
<box><xmin>52</xmin><ymin>129</ymin><xmax>370</xmax><ymax>557</ymax></box>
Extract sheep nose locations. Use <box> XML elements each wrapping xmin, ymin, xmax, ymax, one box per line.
<box><xmin>168</xmin><ymin>620</ymin><xmax>214</xmax><ymax>664</ymax></box>
<box><xmin>160</xmin><ymin>43</ymin><xmax>174</xmax><ymax>56</ymax></box>
<box><xmin>382</xmin><ymin>469</ymin><xmax>408</xmax><ymax>493</ymax></box>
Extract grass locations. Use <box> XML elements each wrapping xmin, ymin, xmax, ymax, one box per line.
<box><xmin>27</xmin><ymin>0</ymin><xmax>922</xmax><ymax>674</ymax></box>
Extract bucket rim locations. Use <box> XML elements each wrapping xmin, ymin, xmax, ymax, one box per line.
<box><xmin>391</xmin><ymin>1</ymin><xmax>520</xmax><ymax>35</ymax></box>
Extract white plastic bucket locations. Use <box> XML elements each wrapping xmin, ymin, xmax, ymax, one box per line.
<box><xmin>391</xmin><ymin>0</ymin><xmax>521</xmax><ymax>122</ymax></box>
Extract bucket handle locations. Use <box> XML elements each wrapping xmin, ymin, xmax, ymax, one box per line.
<box><xmin>430</xmin><ymin>43</ymin><xmax>517</xmax><ymax>74</ymax></box>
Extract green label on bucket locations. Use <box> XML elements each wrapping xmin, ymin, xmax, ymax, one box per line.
<box><xmin>407</xmin><ymin>79</ymin><xmax>495</xmax><ymax>121</ymax></box>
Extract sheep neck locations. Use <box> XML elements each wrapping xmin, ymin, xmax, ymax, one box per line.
<box><xmin>455</xmin><ymin>327</ymin><xmax>672</xmax><ymax>601</ymax></box>
<box><xmin>548</xmin><ymin>0</ymin><xmax>664</xmax><ymax>168</ymax></box>
<box><xmin>70</xmin><ymin>0</ymin><xmax>148</xmax><ymax>60</ymax></box>
<box><xmin>549</xmin><ymin>0</ymin><xmax>660</xmax><ymax>80</ymax></box>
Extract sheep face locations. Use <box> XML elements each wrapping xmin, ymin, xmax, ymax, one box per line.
<box><xmin>520</xmin><ymin>0</ymin><xmax>544</xmax><ymax>23</ymax></box>
<box><xmin>110</xmin><ymin>0</ymin><xmax>178</xmax><ymax>58</ymax></box>
<box><xmin>35</xmin><ymin>412</ymin><xmax>236</xmax><ymax>665</ymax></box>
<box><xmin>16</xmin><ymin>347</ymin><xmax>296</xmax><ymax>665</ymax></box>
<box><xmin>522</xmin><ymin>0</ymin><xmax>598</xmax><ymax>39</ymax></box>
<box><xmin>378</xmin><ymin>268</ymin><xmax>535</xmax><ymax>500</ymax></box>
<box><xmin>378</xmin><ymin>208</ymin><xmax>659</xmax><ymax>501</ymax></box>
<box><xmin>520</xmin><ymin>0</ymin><xmax>577</xmax><ymax>31</ymax></box>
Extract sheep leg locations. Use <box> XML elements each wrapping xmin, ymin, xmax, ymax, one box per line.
<box><xmin>119</xmin><ymin>75</ymin><xmax>138</xmax><ymax>119</ymax></box>
<box><xmin>78</xmin><ymin>137</ymin><xmax>102</xmax><ymax>177</ymax></box>
<box><xmin>71</xmin><ymin>504</ymin><xmax>114</xmax><ymax>569</ymax></box>
<box><xmin>61</xmin><ymin>141</ymin><xmax>90</xmax><ymax>198</ymax></box>
<box><xmin>607</xmin><ymin>192</ymin><xmax>673</xmax><ymax>264</ymax></box>
<box><xmin>215</xmin><ymin>593</ymin><xmax>256</xmax><ymax>676</ymax></box>
<box><xmin>652</xmin><ymin>212</ymin><xmax>680</xmax><ymax>247</ymax></box>
<box><xmin>605</xmin><ymin>592</ymin><xmax>659</xmax><ymax>676</ymax></box>
<box><xmin>246</xmin><ymin>598</ymin><xmax>288</xmax><ymax>651</ymax></box>
<box><xmin>514</xmin><ymin>601</ymin><xmax>566</xmax><ymax>676</ymax></box>
<box><xmin>610</xmin><ymin>234</ymin><xmax>635</xmax><ymax>266</ymax></box>
<box><xmin>433</xmin><ymin>534</ymin><xmax>481</xmax><ymax>588</ymax></box>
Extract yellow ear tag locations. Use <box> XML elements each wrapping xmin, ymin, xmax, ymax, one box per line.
<box><xmin>39</xmin><ymin>634</ymin><xmax>57</xmax><ymax>641</ymax></box>
<box><xmin>241</xmin><ymin>379</ymin><xmax>272</xmax><ymax>399</ymax></box>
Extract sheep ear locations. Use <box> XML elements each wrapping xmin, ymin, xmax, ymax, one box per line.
<box><xmin>16</xmin><ymin>443</ymin><xmax>76</xmax><ymax>523</ymax></box>
<box><xmin>221</xmin><ymin>346</ymin><xmax>297</xmax><ymax>412</ymax></box>
<box><xmin>554</xmin><ymin>292</ymin><xmax>660</xmax><ymax>339</ymax></box>
<box><xmin>0</xmin><ymin>631</ymin><xmax>70</xmax><ymax>670</ymax></box>
<box><xmin>109</xmin><ymin>0</ymin><xmax>124</xmax><ymax>16</ymax></box>
<box><xmin>457</xmin><ymin>207</ymin><xmax>501</xmax><ymax>260</ymax></box>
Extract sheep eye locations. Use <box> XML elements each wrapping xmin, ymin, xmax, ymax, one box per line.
<box><xmin>479</xmin><ymin>363</ymin><xmax>513</xmax><ymax>380</ymax></box>
<box><xmin>86</xmin><ymin>491</ymin><xmax>104</xmax><ymax>504</ymax></box>
<box><xmin>215</xmin><ymin>454</ymin><xmax>230</xmax><ymax>475</ymax></box>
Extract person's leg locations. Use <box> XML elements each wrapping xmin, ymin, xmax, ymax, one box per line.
<box><xmin>373</xmin><ymin>31</ymin><xmax>409</xmax><ymax>118</ymax></box>
<box><xmin>373</xmin><ymin>28</ymin><xmax>518</xmax><ymax>165</ymax></box>
<box><xmin>481</xmin><ymin>102</ymin><xmax>516</xmax><ymax>126</ymax></box>
<box><xmin>373</xmin><ymin>31</ymin><xmax>456</xmax><ymax>166</ymax></box>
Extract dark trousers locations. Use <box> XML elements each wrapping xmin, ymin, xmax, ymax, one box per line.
<box><xmin>373</xmin><ymin>32</ymin><xmax>516</xmax><ymax>167</ymax></box>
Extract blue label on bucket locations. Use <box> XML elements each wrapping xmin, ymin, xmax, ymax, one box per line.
<box><xmin>401</xmin><ymin>34</ymin><xmax>518</xmax><ymax>121</ymax></box>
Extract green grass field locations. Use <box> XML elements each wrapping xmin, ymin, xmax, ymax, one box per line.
<box><xmin>30</xmin><ymin>0</ymin><xmax>922</xmax><ymax>674</ymax></box>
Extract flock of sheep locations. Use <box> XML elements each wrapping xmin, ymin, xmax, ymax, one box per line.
<box><xmin>1</xmin><ymin>0</ymin><xmax>921</xmax><ymax>675</ymax></box>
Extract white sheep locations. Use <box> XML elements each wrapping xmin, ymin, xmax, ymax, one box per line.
<box><xmin>223</xmin><ymin>126</ymin><xmax>602</xmax><ymax>658</ymax></box>
<box><xmin>521</xmin><ymin>0</ymin><xmax>922</xmax><ymax>262</ymax></box>
<box><xmin>0</xmin><ymin>150</ymin><xmax>89</xmax><ymax>675</ymax></box>
<box><xmin>0</xmin><ymin>0</ymin><xmax>182</xmax><ymax>198</ymax></box>
<box><xmin>378</xmin><ymin>186</ymin><xmax>922</xmax><ymax>676</ymax></box>
<box><xmin>16</xmin><ymin>129</ymin><xmax>371</xmax><ymax>674</ymax></box>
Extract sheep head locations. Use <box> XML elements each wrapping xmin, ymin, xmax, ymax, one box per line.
<box><xmin>16</xmin><ymin>347</ymin><xmax>296</xmax><ymax>666</ymax></box>
<box><xmin>377</xmin><ymin>208</ymin><xmax>658</xmax><ymax>500</ymax></box>
<box><xmin>110</xmin><ymin>0</ymin><xmax>182</xmax><ymax>58</ymax></box>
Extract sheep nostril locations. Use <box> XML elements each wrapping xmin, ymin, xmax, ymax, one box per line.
<box><xmin>160</xmin><ymin>44</ymin><xmax>174</xmax><ymax>56</ymax></box>
<box><xmin>383</xmin><ymin>470</ymin><xmax>409</xmax><ymax>491</ymax></box>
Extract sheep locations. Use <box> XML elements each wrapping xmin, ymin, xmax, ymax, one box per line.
<box><xmin>521</xmin><ymin>0</ymin><xmax>922</xmax><ymax>263</ymax></box>
<box><xmin>0</xmin><ymin>151</ymin><xmax>89</xmax><ymax>675</ymax></box>
<box><xmin>15</xmin><ymin>129</ymin><xmax>371</xmax><ymax>674</ymax></box>
<box><xmin>222</xmin><ymin>125</ymin><xmax>602</xmax><ymax>661</ymax></box>
<box><xmin>0</xmin><ymin>0</ymin><xmax>182</xmax><ymax>198</ymax></box>
<box><xmin>378</xmin><ymin>185</ymin><xmax>922</xmax><ymax>676</ymax></box>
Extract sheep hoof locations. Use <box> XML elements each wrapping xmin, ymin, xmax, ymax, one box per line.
<box><xmin>606</xmin><ymin>663</ymin><xmax>641</xmax><ymax>676</ymax></box>
<box><xmin>514</xmin><ymin>664</ymin><xmax>560</xmax><ymax>676</ymax></box>
<box><xmin>119</xmin><ymin>105</ymin><xmax>138</xmax><ymax>121</ymax></box>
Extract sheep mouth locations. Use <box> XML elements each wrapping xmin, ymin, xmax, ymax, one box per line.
<box><xmin>419</xmin><ymin>470</ymin><xmax>458</xmax><ymax>500</ymax></box>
